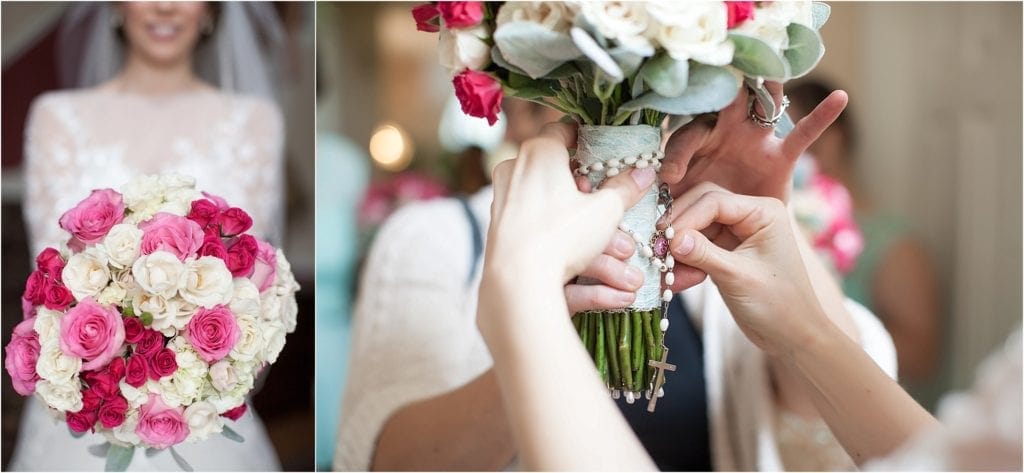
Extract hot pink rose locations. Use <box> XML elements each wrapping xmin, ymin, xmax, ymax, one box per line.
<box><xmin>139</xmin><ymin>213</ymin><xmax>204</xmax><ymax>261</ymax></box>
<box><xmin>59</xmin><ymin>189</ymin><xmax>125</xmax><ymax>247</ymax></box>
<box><xmin>89</xmin><ymin>372</ymin><xmax>122</xmax><ymax>400</ymax></box>
<box><xmin>22</xmin><ymin>270</ymin><xmax>46</xmax><ymax>307</ymax></box>
<box><xmin>149</xmin><ymin>348</ymin><xmax>178</xmax><ymax>380</ymax></box>
<box><xmin>67</xmin><ymin>410</ymin><xmax>97</xmax><ymax>433</ymax></box>
<box><xmin>81</xmin><ymin>387</ymin><xmax>104</xmax><ymax>412</ymax></box>
<box><xmin>726</xmin><ymin>1</ymin><xmax>755</xmax><ymax>29</ymax></box>
<box><xmin>225</xmin><ymin>235</ymin><xmax>258</xmax><ymax>277</ymax></box>
<box><xmin>135</xmin><ymin>330</ymin><xmax>164</xmax><ymax>357</ymax></box>
<box><xmin>21</xmin><ymin>297</ymin><xmax>37</xmax><ymax>320</ymax></box>
<box><xmin>99</xmin><ymin>395</ymin><xmax>129</xmax><ymax>429</ymax></box>
<box><xmin>453</xmin><ymin>70</ymin><xmax>502</xmax><ymax>126</ymax></box>
<box><xmin>5</xmin><ymin>317</ymin><xmax>41</xmax><ymax>396</ymax></box>
<box><xmin>136</xmin><ymin>393</ymin><xmax>189</xmax><ymax>449</ymax></box>
<box><xmin>250</xmin><ymin>239</ymin><xmax>278</xmax><ymax>293</ymax></box>
<box><xmin>221</xmin><ymin>403</ymin><xmax>247</xmax><ymax>421</ymax></box>
<box><xmin>198</xmin><ymin>234</ymin><xmax>228</xmax><ymax>260</ymax></box>
<box><xmin>202</xmin><ymin>192</ymin><xmax>230</xmax><ymax>211</ymax></box>
<box><xmin>43</xmin><ymin>281</ymin><xmax>74</xmax><ymax>311</ymax></box>
<box><xmin>36</xmin><ymin>247</ymin><xmax>65</xmax><ymax>280</ymax></box>
<box><xmin>412</xmin><ymin>3</ymin><xmax>440</xmax><ymax>32</ymax></box>
<box><xmin>187</xmin><ymin>199</ymin><xmax>221</xmax><ymax>229</ymax></box>
<box><xmin>125</xmin><ymin>354</ymin><xmax>148</xmax><ymax>388</ymax></box>
<box><xmin>124</xmin><ymin>317</ymin><xmax>144</xmax><ymax>344</ymax></box>
<box><xmin>59</xmin><ymin>298</ymin><xmax>125</xmax><ymax>371</ymax></box>
<box><xmin>219</xmin><ymin>207</ymin><xmax>253</xmax><ymax>237</ymax></box>
<box><xmin>185</xmin><ymin>305</ymin><xmax>240</xmax><ymax>363</ymax></box>
<box><xmin>438</xmin><ymin>1</ymin><xmax>484</xmax><ymax>28</ymax></box>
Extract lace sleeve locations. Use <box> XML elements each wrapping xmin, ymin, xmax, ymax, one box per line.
<box><xmin>23</xmin><ymin>93</ymin><xmax>77</xmax><ymax>256</ymax></box>
<box><xmin>233</xmin><ymin>96</ymin><xmax>286</xmax><ymax>246</ymax></box>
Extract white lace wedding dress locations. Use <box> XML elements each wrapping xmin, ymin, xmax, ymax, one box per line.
<box><xmin>10</xmin><ymin>86</ymin><xmax>285</xmax><ymax>471</ymax></box>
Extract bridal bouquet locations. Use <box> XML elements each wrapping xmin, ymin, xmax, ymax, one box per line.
<box><xmin>416</xmin><ymin>1</ymin><xmax>829</xmax><ymax>408</ymax></box>
<box><xmin>5</xmin><ymin>174</ymin><xmax>299</xmax><ymax>470</ymax></box>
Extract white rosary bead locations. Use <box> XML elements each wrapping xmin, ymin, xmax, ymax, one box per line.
<box><xmin>631</xmin><ymin>231</ymin><xmax>644</xmax><ymax>243</ymax></box>
<box><xmin>666</xmin><ymin>254</ymin><xmax>675</xmax><ymax>269</ymax></box>
<box><xmin>607</xmin><ymin>158</ymin><xmax>621</xmax><ymax>168</ymax></box>
<box><xmin>659</xmin><ymin>263</ymin><xmax>668</xmax><ymax>272</ymax></box>
<box><xmin>618</xmin><ymin>223</ymin><xmax>629</xmax><ymax>232</ymax></box>
<box><xmin>611</xmin><ymin>389</ymin><xmax>621</xmax><ymax>400</ymax></box>
<box><xmin>624</xmin><ymin>155</ymin><xmax>637</xmax><ymax>165</ymax></box>
<box><xmin>640</xmin><ymin>246</ymin><xmax>653</xmax><ymax>258</ymax></box>
<box><xmin>636</xmin><ymin>159</ymin><xmax>649</xmax><ymax>169</ymax></box>
<box><xmin>661</xmin><ymin>289</ymin><xmax>672</xmax><ymax>302</ymax></box>
<box><xmin>660</xmin><ymin>317</ymin><xmax>670</xmax><ymax>331</ymax></box>
<box><xmin>645</xmin><ymin>389</ymin><xmax>652</xmax><ymax>400</ymax></box>
<box><xmin>657</xmin><ymin>387</ymin><xmax>665</xmax><ymax>398</ymax></box>
<box><xmin>591</xmin><ymin>162</ymin><xmax>605</xmax><ymax>172</ymax></box>
<box><xmin>606</xmin><ymin>167</ymin><xmax>620</xmax><ymax>177</ymax></box>
<box><xmin>579</xmin><ymin>165</ymin><xmax>589</xmax><ymax>175</ymax></box>
<box><xmin>641</xmin><ymin>152</ymin><xmax>653</xmax><ymax>160</ymax></box>
<box><xmin>665</xmin><ymin>272</ymin><xmax>675</xmax><ymax>285</ymax></box>
<box><xmin>653</xmin><ymin>161</ymin><xmax>662</xmax><ymax>171</ymax></box>
<box><xmin>665</xmin><ymin>227</ymin><xmax>675</xmax><ymax>239</ymax></box>
<box><xmin>625</xmin><ymin>391</ymin><xmax>636</xmax><ymax>404</ymax></box>
<box><xmin>655</xmin><ymin>150</ymin><xmax>665</xmax><ymax>159</ymax></box>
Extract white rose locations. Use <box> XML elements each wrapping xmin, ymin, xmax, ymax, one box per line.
<box><xmin>97</xmin><ymin>283</ymin><xmax>128</xmax><ymax>306</ymax></box>
<box><xmin>120</xmin><ymin>379</ymin><xmax>158</xmax><ymax>410</ymax></box>
<box><xmin>102</xmin><ymin>224</ymin><xmax>143</xmax><ymax>269</ymax></box>
<box><xmin>184</xmin><ymin>401</ymin><xmax>224</xmax><ymax>442</ymax></box>
<box><xmin>733</xmin><ymin>1</ymin><xmax>813</xmax><ymax>52</ymax></box>
<box><xmin>496</xmin><ymin>1</ymin><xmax>578</xmax><ymax>33</ymax></box>
<box><xmin>209</xmin><ymin>360</ymin><xmax>239</xmax><ymax>392</ymax></box>
<box><xmin>111</xmin><ymin>268</ymin><xmax>139</xmax><ymax>294</ymax></box>
<box><xmin>207</xmin><ymin>365</ymin><xmax>255</xmax><ymax>413</ymax></box>
<box><xmin>180</xmin><ymin>257</ymin><xmax>233</xmax><ymax>308</ymax></box>
<box><xmin>36</xmin><ymin>341</ymin><xmax>82</xmax><ymax>384</ymax></box>
<box><xmin>280</xmin><ymin>293</ymin><xmax>298</xmax><ymax>334</ymax></box>
<box><xmin>579</xmin><ymin>2</ymin><xmax>653</xmax><ymax>53</ymax></box>
<box><xmin>260</xmin><ymin>291</ymin><xmax>282</xmax><ymax>323</ymax></box>
<box><xmin>274</xmin><ymin>249</ymin><xmax>301</xmax><ymax>294</ymax></box>
<box><xmin>158</xmin><ymin>187</ymin><xmax>202</xmax><ymax>217</ymax></box>
<box><xmin>648</xmin><ymin>2</ymin><xmax>733</xmax><ymax>66</ymax></box>
<box><xmin>107</xmin><ymin>410</ymin><xmax>141</xmax><ymax>446</ymax></box>
<box><xmin>62</xmin><ymin>247</ymin><xmax>111</xmax><ymax>300</ymax></box>
<box><xmin>229</xmin><ymin>313</ymin><xmax>262</xmax><ymax>363</ymax></box>
<box><xmin>229</xmin><ymin>278</ymin><xmax>261</xmax><ymax>320</ymax></box>
<box><xmin>439</xmin><ymin>25</ymin><xmax>491</xmax><ymax>74</ymax></box>
<box><xmin>33</xmin><ymin>308</ymin><xmax>63</xmax><ymax>340</ymax></box>
<box><xmin>133</xmin><ymin>292</ymin><xmax>195</xmax><ymax>335</ymax></box>
<box><xmin>35</xmin><ymin>380</ymin><xmax>83</xmax><ymax>412</ymax></box>
<box><xmin>132</xmin><ymin>251</ymin><xmax>185</xmax><ymax>298</ymax></box>
<box><xmin>122</xmin><ymin>175</ymin><xmax>162</xmax><ymax>212</ymax></box>
<box><xmin>260</xmin><ymin>319</ymin><xmax>288</xmax><ymax>364</ymax></box>
<box><xmin>159</xmin><ymin>338</ymin><xmax>210</xmax><ymax>406</ymax></box>
<box><xmin>157</xmin><ymin>174</ymin><xmax>196</xmax><ymax>191</ymax></box>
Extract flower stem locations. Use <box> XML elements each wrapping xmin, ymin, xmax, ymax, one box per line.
<box><xmin>596</xmin><ymin>314</ymin><xmax>608</xmax><ymax>386</ymax></box>
<box><xmin>604</xmin><ymin>314</ymin><xmax>621</xmax><ymax>388</ymax></box>
<box><xmin>618</xmin><ymin>312</ymin><xmax>633</xmax><ymax>390</ymax></box>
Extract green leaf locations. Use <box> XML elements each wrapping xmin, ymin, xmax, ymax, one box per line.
<box><xmin>88</xmin><ymin>442</ymin><xmax>111</xmax><ymax>458</ymax></box>
<box><xmin>620</xmin><ymin>64</ymin><xmax>739</xmax><ymax>115</ymax></box>
<box><xmin>640</xmin><ymin>54</ymin><xmax>689</xmax><ymax>97</ymax></box>
<box><xmin>491</xmin><ymin>47</ymin><xmax>529</xmax><ymax>77</ymax></box>
<box><xmin>222</xmin><ymin>425</ymin><xmax>246</xmax><ymax>443</ymax></box>
<box><xmin>729</xmin><ymin>33</ymin><xmax>789</xmax><ymax>80</ymax></box>
<box><xmin>812</xmin><ymin>2</ymin><xmax>831</xmax><ymax>30</ymax></box>
<box><xmin>169</xmin><ymin>447</ymin><xmax>194</xmax><ymax>472</ymax></box>
<box><xmin>493</xmin><ymin>21</ymin><xmax>581</xmax><ymax>79</ymax></box>
<box><xmin>140</xmin><ymin>312</ymin><xmax>154</xmax><ymax>326</ymax></box>
<box><xmin>784</xmin><ymin>23</ymin><xmax>824</xmax><ymax>79</ymax></box>
<box><xmin>570</xmin><ymin>27</ymin><xmax>623</xmax><ymax>82</ymax></box>
<box><xmin>105</xmin><ymin>445</ymin><xmax>135</xmax><ymax>472</ymax></box>
<box><xmin>145</xmin><ymin>448</ymin><xmax>162</xmax><ymax>458</ymax></box>
<box><xmin>775</xmin><ymin>112</ymin><xmax>795</xmax><ymax>138</ymax></box>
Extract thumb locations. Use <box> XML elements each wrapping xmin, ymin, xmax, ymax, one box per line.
<box><xmin>671</xmin><ymin>229</ymin><xmax>739</xmax><ymax>281</ymax></box>
<box><xmin>591</xmin><ymin>166</ymin><xmax>657</xmax><ymax>218</ymax></box>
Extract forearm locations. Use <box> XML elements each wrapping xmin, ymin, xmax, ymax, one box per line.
<box><xmin>789</xmin><ymin>214</ymin><xmax>859</xmax><ymax>342</ymax></box>
<box><xmin>786</xmin><ymin>316</ymin><xmax>940</xmax><ymax>464</ymax></box>
<box><xmin>372</xmin><ymin>370</ymin><xmax>516</xmax><ymax>470</ymax></box>
<box><xmin>479</xmin><ymin>271</ymin><xmax>655</xmax><ymax>471</ymax></box>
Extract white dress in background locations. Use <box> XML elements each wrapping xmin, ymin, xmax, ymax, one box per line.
<box><xmin>11</xmin><ymin>86</ymin><xmax>285</xmax><ymax>471</ymax></box>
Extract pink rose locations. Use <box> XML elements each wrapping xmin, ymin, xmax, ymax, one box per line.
<box><xmin>81</xmin><ymin>387</ymin><xmax>104</xmax><ymax>412</ymax></box>
<box><xmin>89</xmin><ymin>372</ymin><xmax>121</xmax><ymax>399</ymax></box>
<box><xmin>202</xmin><ymin>192</ymin><xmax>230</xmax><ymax>211</ymax></box>
<box><xmin>59</xmin><ymin>189</ymin><xmax>125</xmax><ymax>247</ymax></box>
<box><xmin>225</xmin><ymin>235</ymin><xmax>258</xmax><ymax>277</ymax></box>
<box><xmin>148</xmin><ymin>348</ymin><xmax>178</xmax><ymax>380</ymax></box>
<box><xmin>139</xmin><ymin>213</ymin><xmax>204</xmax><ymax>261</ymax></box>
<box><xmin>36</xmin><ymin>248</ymin><xmax>65</xmax><ymax>280</ymax></box>
<box><xmin>98</xmin><ymin>395</ymin><xmax>129</xmax><ymax>429</ymax></box>
<box><xmin>22</xmin><ymin>270</ymin><xmax>46</xmax><ymax>307</ymax></box>
<box><xmin>125</xmin><ymin>354</ymin><xmax>148</xmax><ymax>388</ymax></box>
<box><xmin>219</xmin><ymin>207</ymin><xmax>253</xmax><ymax>237</ymax></box>
<box><xmin>250</xmin><ymin>239</ymin><xmax>278</xmax><ymax>293</ymax></box>
<box><xmin>221</xmin><ymin>403</ymin><xmax>247</xmax><ymax>421</ymax></box>
<box><xmin>21</xmin><ymin>297</ymin><xmax>37</xmax><ymax>320</ymax></box>
<box><xmin>135</xmin><ymin>330</ymin><xmax>164</xmax><ymax>357</ymax></box>
<box><xmin>438</xmin><ymin>1</ymin><xmax>484</xmax><ymax>29</ymax></box>
<box><xmin>136</xmin><ymin>393</ymin><xmax>189</xmax><ymax>449</ymax></box>
<box><xmin>5</xmin><ymin>317</ymin><xmax>41</xmax><ymax>395</ymax></box>
<box><xmin>124</xmin><ymin>317</ymin><xmax>144</xmax><ymax>344</ymax></box>
<box><xmin>43</xmin><ymin>281</ymin><xmax>74</xmax><ymax>311</ymax></box>
<box><xmin>412</xmin><ymin>3</ymin><xmax>440</xmax><ymax>32</ymax></box>
<box><xmin>726</xmin><ymin>1</ymin><xmax>755</xmax><ymax>29</ymax></box>
<box><xmin>198</xmin><ymin>234</ymin><xmax>228</xmax><ymax>260</ymax></box>
<box><xmin>67</xmin><ymin>410</ymin><xmax>97</xmax><ymax>434</ymax></box>
<box><xmin>187</xmin><ymin>199</ymin><xmax>221</xmax><ymax>229</ymax></box>
<box><xmin>185</xmin><ymin>305</ymin><xmax>240</xmax><ymax>363</ymax></box>
<box><xmin>453</xmin><ymin>70</ymin><xmax>502</xmax><ymax>126</ymax></box>
<box><xmin>59</xmin><ymin>298</ymin><xmax>125</xmax><ymax>371</ymax></box>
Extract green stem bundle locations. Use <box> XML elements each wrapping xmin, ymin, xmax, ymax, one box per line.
<box><xmin>574</xmin><ymin>309</ymin><xmax>663</xmax><ymax>395</ymax></box>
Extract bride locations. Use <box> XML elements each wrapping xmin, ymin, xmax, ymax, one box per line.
<box><xmin>11</xmin><ymin>2</ymin><xmax>286</xmax><ymax>470</ymax></box>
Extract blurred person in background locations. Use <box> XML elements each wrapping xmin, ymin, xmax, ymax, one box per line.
<box><xmin>10</xmin><ymin>2</ymin><xmax>289</xmax><ymax>470</ymax></box>
<box><xmin>789</xmin><ymin>80</ymin><xmax>941</xmax><ymax>385</ymax></box>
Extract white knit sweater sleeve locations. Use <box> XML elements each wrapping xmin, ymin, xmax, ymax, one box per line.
<box><xmin>333</xmin><ymin>196</ymin><xmax>493</xmax><ymax>470</ymax></box>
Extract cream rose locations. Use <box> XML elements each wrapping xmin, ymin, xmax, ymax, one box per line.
<box><xmin>133</xmin><ymin>292</ymin><xmax>195</xmax><ymax>335</ymax></box>
<box><xmin>439</xmin><ymin>25</ymin><xmax>491</xmax><ymax>73</ymax></box>
<box><xmin>107</xmin><ymin>410</ymin><xmax>141</xmax><ymax>446</ymax></box>
<box><xmin>229</xmin><ymin>278</ymin><xmax>261</xmax><ymax>320</ymax></box>
<box><xmin>132</xmin><ymin>251</ymin><xmax>186</xmax><ymax>298</ymax></box>
<box><xmin>579</xmin><ymin>2</ymin><xmax>653</xmax><ymax>52</ymax></box>
<box><xmin>180</xmin><ymin>256</ymin><xmax>234</xmax><ymax>307</ymax></box>
<box><xmin>35</xmin><ymin>341</ymin><xmax>82</xmax><ymax>384</ymax></box>
<box><xmin>733</xmin><ymin>1</ymin><xmax>813</xmax><ymax>52</ymax></box>
<box><xmin>496</xmin><ymin>1</ymin><xmax>578</xmax><ymax>33</ymax></box>
<box><xmin>62</xmin><ymin>247</ymin><xmax>111</xmax><ymax>300</ymax></box>
<box><xmin>207</xmin><ymin>364</ymin><xmax>255</xmax><ymax>413</ymax></box>
<box><xmin>184</xmin><ymin>401</ymin><xmax>224</xmax><ymax>441</ymax></box>
<box><xmin>209</xmin><ymin>360</ymin><xmax>240</xmax><ymax>392</ymax></box>
<box><xmin>102</xmin><ymin>223</ymin><xmax>143</xmax><ymax>269</ymax></box>
<box><xmin>648</xmin><ymin>2</ymin><xmax>733</xmax><ymax>66</ymax></box>
<box><xmin>35</xmin><ymin>379</ymin><xmax>83</xmax><ymax>412</ymax></box>
<box><xmin>229</xmin><ymin>313</ymin><xmax>262</xmax><ymax>363</ymax></box>
<box><xmin>260</xmin><ymin>319</ymin><xmax>288</xmax><ymax>364</ymax></box>
<box><xmin>97</xmin><ymin>283</ymin><xmax>128</xmax><ymax>306</ymax></box>
<box><xmin>33</xmin><ymin>308</ymin><xmax>63</xmax><ymax>340</ymax></box>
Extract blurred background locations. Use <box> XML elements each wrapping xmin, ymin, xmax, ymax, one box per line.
<box><xmin>316</xmin><ymin>2</ymin><xmax>1021</xmax><ymax>465</ymax></box>
<box><xmin>1</xmin><ymin>2</ymin><xmax>315</xmax><ymax>470</ymax></box>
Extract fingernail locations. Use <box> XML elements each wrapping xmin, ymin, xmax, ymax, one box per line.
<box><xmin>631</xmin><ymin>167</ymin><xmax>656</xmax><ymax>189</ymax></box>
<box><xmin>613</xmin><ymin>232</ymin><xmax>634</xmax><ymax>255</ymax></box>
<box><xmin>624</xmin><ymin>266</ymin><xmax>644</xmax><ymax>288</ymax></box>
<box><xmin>618</xmin><ymin>291</ymin><xmax>637</xmax><ymax>305</ymax></box>
<box><xmin>677</xmin><ymin>234</ymin><xmax>695</xmax><ymax>256</ymax></box>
